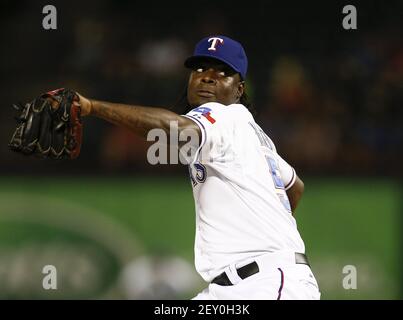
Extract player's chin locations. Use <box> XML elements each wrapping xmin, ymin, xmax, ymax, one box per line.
<box><xmin>190</xmin><ymin>95</ymin><xmax>218</xmax><ymax>107</ymax></box>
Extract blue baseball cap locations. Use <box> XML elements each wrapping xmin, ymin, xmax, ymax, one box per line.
<box><xmin>184</xmin><ymin>35</ymin><xmax>248</xmax><ymax>79</ymax></box>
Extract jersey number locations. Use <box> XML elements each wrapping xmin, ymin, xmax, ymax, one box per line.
<box><xmin>266</xmin><ymin>155</ymin><xmax>292</xmax><ymax>213</ymax></box>
<box><xmin>266</xmin><ymin>155</ymin><xmax>285</xmax><ymax>189</ymax></box>
<box><xmin>188</xmin><ymin>163</ymin><xmax>207</xmax><ymax>186</ymax></box>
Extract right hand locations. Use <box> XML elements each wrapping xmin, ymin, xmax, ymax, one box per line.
<box><xmin>76</xmin><ymin>92</ymin><xmax>92</xmax><ymax>117</ymax></box>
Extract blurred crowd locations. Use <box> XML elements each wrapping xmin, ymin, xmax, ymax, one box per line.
<box><xmin>260</xmin><ymin>28</ymin><xmax>403</xmax><ymax>176</ymax></box>
<box><xmin>0</xmin><ymin>0</ymin><xmax>401</xmax><ymax>176</ymax></box>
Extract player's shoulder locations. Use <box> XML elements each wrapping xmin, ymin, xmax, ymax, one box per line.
<box><xmin>186</xmin><ymin>102</ymin><xmax>224</xmax><ymax>115</ymax></box>
<box><xmin>248</xmin><ymin>119</ymin><xmax>278</xmax><ymax>152</ymax></box>
<box><xmin>187</xmin><ymin>102</ymin><xmax>252</xmax><ymax>121</ymax></box>
<box><xmin>228</xmin><ymin>103</ymin><xmax>254</xmax><ymax>120</ymax></box>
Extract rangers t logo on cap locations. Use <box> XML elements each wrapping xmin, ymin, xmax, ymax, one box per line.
<box><xmin>207</xmin><ymin>37</ymin><xmax>224</xmax><ymax>51</ymax></box>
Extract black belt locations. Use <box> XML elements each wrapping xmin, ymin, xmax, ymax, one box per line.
<box><xmin>211</xmin><ymin>253</ymin><xmax>310</xmax><ymax>286</ymax></box>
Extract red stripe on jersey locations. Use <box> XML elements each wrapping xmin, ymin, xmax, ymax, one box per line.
<box><xmin>202</xmin><ymin>112</ymin><xmax>216</xmax><ymax>124</ymax></box>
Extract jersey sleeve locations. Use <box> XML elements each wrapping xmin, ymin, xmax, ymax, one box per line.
<box><xmin>276</xmin><ymin>153</ymin><xmax>296</xmax><ymax>190</ymax></box>
<box><xmin>180</xmin><ymin>102</ymin><xmax>233</xmax><ymax>163</ymax></box>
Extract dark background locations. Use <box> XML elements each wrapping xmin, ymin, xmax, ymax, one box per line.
<box><xmin>1</xmin><ymin>0</ymin><xmax>401</xmax><ymax>177</ymax></box>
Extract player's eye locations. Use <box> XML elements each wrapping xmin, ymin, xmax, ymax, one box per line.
<box><xmin>218</xmin><ymin>71</ymin><xmax>226</xmax><ymax>76</ymax></box>
<box><xmin>196</xmin><ymin>68</ymin><xmax>204</xmax><ymax>73</ymax></box>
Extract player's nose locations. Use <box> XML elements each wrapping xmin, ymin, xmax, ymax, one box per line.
<box><xmin>200</xmin><ymin>69</ymin><xmax>218</xmax><ymax>84</ymax></box>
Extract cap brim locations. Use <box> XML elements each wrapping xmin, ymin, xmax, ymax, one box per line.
<box><xmin>184</xmin><ymin>55</ymin><xmax>243</xmax><ymax>79</ymax></box>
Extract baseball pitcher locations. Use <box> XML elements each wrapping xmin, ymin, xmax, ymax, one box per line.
<box><xmin>9</xmin><ymin>35</ymin><xmax>320</xmax><ymax>300</ymax></box>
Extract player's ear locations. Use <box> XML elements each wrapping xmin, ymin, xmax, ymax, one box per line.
<box><xmin>237</xmin><ymin>80</ymin><xmax>245</xmax><ymax>100</ymax></box>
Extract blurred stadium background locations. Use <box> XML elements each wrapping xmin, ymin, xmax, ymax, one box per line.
<box><xmin>0</xmin><ymin>0</ymin><xmax>402</xmax><ymax>299</ymax></box>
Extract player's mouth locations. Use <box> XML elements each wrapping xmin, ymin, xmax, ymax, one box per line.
<box><xmin>197</xmin><ymin>90</ymin><xmax>215</xmax><ymax>98</ymax></box>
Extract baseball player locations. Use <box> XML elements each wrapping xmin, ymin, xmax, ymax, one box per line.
<box><xmin>76</xmin><ymin>35</ymin><xmax>321</xmax><ymax>300</ymax></box>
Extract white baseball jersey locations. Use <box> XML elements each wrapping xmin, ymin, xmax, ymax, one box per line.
<box><xmin>182</xmin><ymin>102</ymin><xmax>305</xmax><ymax>282</ymax></box>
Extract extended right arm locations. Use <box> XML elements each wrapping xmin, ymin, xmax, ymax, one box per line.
<box><xmin>77</xmin><ymin>94</ymin><xmax>200</xmax><ymax>141</ymax></box>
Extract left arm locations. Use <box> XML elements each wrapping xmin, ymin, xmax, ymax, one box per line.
<box><xmin>286</xmin><ymin>174</ymin><xmax>304</xmax><ymax>215</ymax></box>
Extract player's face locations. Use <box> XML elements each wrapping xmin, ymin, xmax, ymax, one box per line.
<box><xmin>187</xmin><ymin>59</ymin><xmax>244</xmax><ymax>107</ymax></box>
